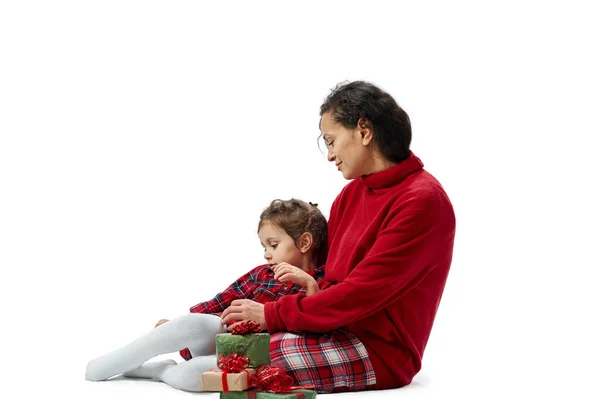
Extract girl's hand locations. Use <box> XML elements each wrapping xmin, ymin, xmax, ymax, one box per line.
<box><xmin>272</xmin><ymin>262</ymin><xmax>314</xmax><ymax>288</ymax></box>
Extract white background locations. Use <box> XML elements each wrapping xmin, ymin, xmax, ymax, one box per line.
<box><xmin>1</xmin><ymin>1</ymin><xmax>599</xmax><ymax>398</ymax></box>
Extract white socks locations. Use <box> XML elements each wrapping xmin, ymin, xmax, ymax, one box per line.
<box><xmin>122</xmin><ymin>359</ymin><xmax>177</xmax><ymax>379</ymax></box>
<box><xmin>123</xmin><ymin>356</ymin><xmax>217</xmax><ymax>391</ymax></box>
<box><xmin>85</xmin><ymin>313</ymin><xmax>226</xmax><ymax>382</ymax></box>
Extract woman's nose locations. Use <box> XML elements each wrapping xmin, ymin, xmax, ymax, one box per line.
<box><xmin>327</xmin><ymin>149</ymin><xmax>335</xmax><ymax>162</ymax></box>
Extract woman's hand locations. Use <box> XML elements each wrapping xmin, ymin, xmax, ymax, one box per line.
<box><xmin>221</xmin><ymin>299</ymin><xmax>266</xmax><ymax>331</ymax></box>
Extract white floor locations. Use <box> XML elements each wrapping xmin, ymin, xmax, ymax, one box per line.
<box><xmin>30</xmin><ymin>326</ymin><xmax>595</xmax><ymax>399</ymax></box>
<box><xmin>64</xmin><ymin>364</ymin><xmax>440</xmax><ymax>399</ymax></box>
<box><xmin>74</xmin><ymin>372</ymin><xmax>429</xmax><ymax>399</ymax></box>
<box><xmin>37</xmin><ymin>358</ymin><xmax>594</xmax><ymax>399</ymax></box>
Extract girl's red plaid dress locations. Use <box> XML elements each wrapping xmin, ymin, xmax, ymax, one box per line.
<box><xmin>178</xmin><ymin>264</ymin><xmax>376</xmax><ymax>392</ymax></box>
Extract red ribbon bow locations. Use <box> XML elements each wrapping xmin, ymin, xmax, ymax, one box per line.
<box><xmin>231</xmin><ymin>320</ymin><xmax>262</xmax><ymax>335</ymax></box>
<box><xmin>250</xmin><ymin>365</ymin><xmax>302</xmax><ymax>392</ymax></box>
<box><xmin>218</xmin><ymin>354</ymin><xmax>250</xmax><ymax>373</ymax></box>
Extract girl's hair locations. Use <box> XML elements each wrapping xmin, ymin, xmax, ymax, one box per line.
<box><xmin>258</xmin><ymin>199</ymin><xmax>328</xmax><ymax>266</ymax></box>
<box><xmin>319</xmin><ymin>80</ymin><xmax>412</xmax><ymax>163</ymax></box>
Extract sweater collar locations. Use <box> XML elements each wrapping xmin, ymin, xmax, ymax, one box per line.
<box><xmin>359</xmin><ymin>151</ymin><xmax>424</xmax><ymax>189</ymax></box>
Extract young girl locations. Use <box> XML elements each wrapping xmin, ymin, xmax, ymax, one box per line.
<box><xmin>85</xmin><ymin>198</ymin><xmax>328</xmax><ymax>391</ymax></box>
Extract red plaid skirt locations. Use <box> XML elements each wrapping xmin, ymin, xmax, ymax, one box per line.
<box><xmin>269</xmin><ymin>330</ymin><xmax>377</xmax><ymax>393</ymax></box>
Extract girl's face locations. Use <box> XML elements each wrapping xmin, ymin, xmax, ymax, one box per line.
<box><xmin>258</xmin><ymin>222</ymin><xmax>304</xmax><ymax>266</ymax></box>
<box><xmin>320</xmin><ymin>111</ymin><xmax>372</xmax><ymax>180</ymax></box>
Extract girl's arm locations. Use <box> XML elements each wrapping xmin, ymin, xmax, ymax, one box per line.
<box><xmin>179</xmin><ymin>265</ymin><xmax>266</xmax><ymax>360</ymax></box>
<box><xmin>188</xmin><ymin>265</ymin><xmax>267</xmax><ymax>315</ymax></box>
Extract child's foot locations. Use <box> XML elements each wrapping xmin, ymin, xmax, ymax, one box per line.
<box><xmin>85</xmin><ymin>357</ymin><xmax>117</xmax><ymax>381</ymax></box>
<box><xmin>122</xmin><ymin>359</ymin><xmax>178</xmax><ymax>380</ymax></box>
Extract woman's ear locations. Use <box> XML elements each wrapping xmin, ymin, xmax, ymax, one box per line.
<box><xmin>357</xmin><ymin>117</ymin><xmax>374</xmax><ymax>146</ymax></box>
<box><xmin>298</xmin><ymin>232</ymin><xmax>313</xmax><ymax>254</ymax></box>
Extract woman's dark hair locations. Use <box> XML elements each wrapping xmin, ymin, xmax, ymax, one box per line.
<box><xmin>320</xmin><ymin>80</ymin><xmax>412</xmax><ymax>163</ymax></box>
<box><xmin>258</xmin><ymin>199</ymin><xmax>328</xmax><ymax>266</ymax></box>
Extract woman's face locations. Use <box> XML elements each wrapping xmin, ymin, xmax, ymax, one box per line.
<box><xmin>320</xmin><ymin>112</ymin><xmax>371</xmax><ymax>180</ymax></box>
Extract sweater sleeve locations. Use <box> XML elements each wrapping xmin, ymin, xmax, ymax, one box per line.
<box><xmin>189</xmin><ymin>266</ymin><xmax>260</xmax><ymax>316</ymax></box>
<box><xmin>265</xmin><ymin>204</ymin><xmax>450</xmax><ymax>333</ymax></box>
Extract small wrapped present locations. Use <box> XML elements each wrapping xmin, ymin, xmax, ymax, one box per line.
<box><xmin>220</xmin><ymin>365</ymin><xmax>317</xmax><ymax>399</ymax></box>
<box><xmin>216</xmin><ymin>321</ymin><xmax>270</xmax><ymax>367</ymax></box>
<box><xmin>201</xmin><ymin>354</ymin><xmax>256</xmax><ymax>392</ymax></box>
<box><xmin>201</xmin><ymin>368</ymin><xmax>256</xmax><ymax>392</ymax></box>
<box><xmin>256</xmin><ymin>389</ymin><xmax>317</xmax><ymax>399</ymax></box>
<box><xmin>219</xmin><ymin>390</ymin><xmax>260</xmax><ymax>399</ymax></box>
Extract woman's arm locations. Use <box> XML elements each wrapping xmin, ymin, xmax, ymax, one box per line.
<box><xmin>264</xmin><ymin>204</ymin><xmax>455</xmax><ymax>333</ymax></box>
<box><xmin>220</xmin><ymin>264</ymin><xmax>320</xmax><ymax>330</ymax></box>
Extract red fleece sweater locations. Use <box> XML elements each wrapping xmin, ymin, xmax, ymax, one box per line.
<box><xmin>264</xmin><ymin>152</ymin><xmax>456</xmax><ymax>389</ymax></box>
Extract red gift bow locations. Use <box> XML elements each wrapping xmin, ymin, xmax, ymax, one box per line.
<box><xmin>216</xmin><ymin>354</ymin><xmax>251</xmax><ymax>392</ymax></box>
<box><xmin>250</xmin><ymin>364</ymin><xmax>315</xmax><ymax>393</ymax></box>
<box><xmin>218</xmin><ymin>353</ymin><xmax>250</xmax><ymax>373</ymax></box>
<box><xmin>231</xmin><ymin>320</ymin><xmax>262</xmax><ymax>334</ymax></box>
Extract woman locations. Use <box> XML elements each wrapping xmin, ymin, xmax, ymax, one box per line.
<box><xmin>221</xmin><ymin>80</ymin><xmax>456</xmax><ymax>392</ymax></box>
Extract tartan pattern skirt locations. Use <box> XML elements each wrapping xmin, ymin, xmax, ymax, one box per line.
<box><xmin>269</xmin><ymin>329</ymin><xmax>377</xmax><ymax>393</ymax></box>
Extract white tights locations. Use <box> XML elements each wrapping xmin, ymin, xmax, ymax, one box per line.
<box><xmin>85</xmin><ymin>313</ymin><xmax>227</xmax><ymax>391</ymax></box>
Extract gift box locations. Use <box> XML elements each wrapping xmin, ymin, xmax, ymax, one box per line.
<box><xmin>257</xmin><ymin>389</ymin><xmax>317</xmax><ymax>399</ymax></box>
<box><xmin>219</xmin><ymin>389</ymin><xmax>259</xmax><ymax>399</ymax></box>
<box><xmin>201</xmin><ymin>368</ymin><xmax>256</xmax><ymax>392</ymax></box>
<box><xmin>220</xmin><ymin>389</ymin><xmax>317</xmax><ymax>399</ymax></box>
<box><xmin>219</xmin><ymin>364</ymin><xmax>317</xmax><ymax>399</ymax></box>
<box><xmin>216</xmin><ymin>333</ymin><xmax>270</xmax><ymax>367</ymax></box>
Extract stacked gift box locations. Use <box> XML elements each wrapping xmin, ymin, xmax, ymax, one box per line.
<box><xmin>200</xmin><ymin>321</ymin><xmax>317</xmax><ymax>399</ymax></box>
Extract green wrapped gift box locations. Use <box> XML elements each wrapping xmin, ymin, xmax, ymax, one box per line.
<box><xmin>215</xmin><ymin>333</ymin><xmax>270</xmax><ymax>368</ymax></box>
<box><xmin>220</xmin><ymin>388</ymin><xmax>317</xmax><ymax>399</ymax></box>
